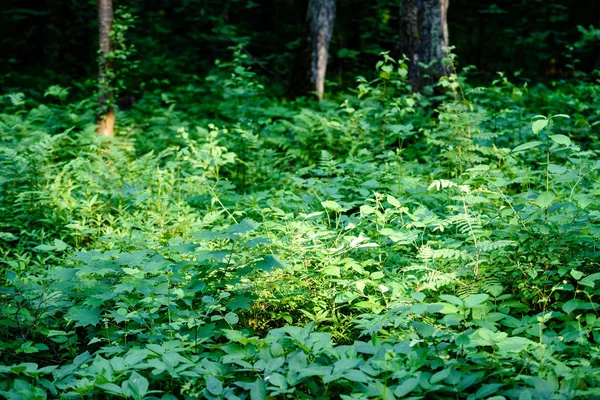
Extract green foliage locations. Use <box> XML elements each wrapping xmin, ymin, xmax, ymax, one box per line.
<box><xmin>2</xmin><ymin>51</ymin><xmax>600</xmax><ymax>399</ymax></box>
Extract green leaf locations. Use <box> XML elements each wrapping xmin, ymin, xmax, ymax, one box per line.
<box><xmin>549</xmin><ymin>134</ymin><xmax>571</xmax><ymax>146</ymax></box>
<box><xmin>386</xmin><ymin>195</ymin><xmax>402</xmax><ymax>208</ymax></box>
<box><xmin>473</xmin><ymin>383</ymin><xmax>503</xmax><ymax>399</ymax></box>
<box><xmin>430</xmin><ymin>368</ymin><xmax>451</xmax><ymax>384</ymax></box>
<box><xmin>53</xmin><ymin>239</ymin><xmax>68</xmax><ymax>251</ymax></box>
<box><xmin>532</xmin><ymin>119</ymin><xmax>548</xmax><ymax>134</ymax></box>
<box><xmin>570</xmin><ymin>270</ymin><xmax>584</xmax><ymax>280</ymax></box>
<box><xmin>579</xmin><ymin>273</ymin><xmax>600</xmax><ymax>287</ymax></box>
<box><xmin>68</xmin><ymin>306</ymin><xmax>101</xmax><ymax>327</ymax></box>
<box><xmin>321</xmin><ymin>200</ymin><xmax>345</xmax><ymax>213</ymax></box>
<box><xmin>512</xmin><ymin>141</ymin><xmax>543</xmax><ymax>153</ymax></box>
<box><xmin>562</xmin><ymin>299</ymin><xmax>580</xmax><ymax>314</ymax></box>
<box><xmin>206</xmin><ymin>376</ymin><xmax>223</xmax><ymax>396</ymax></box>
<box><xmin>250</xmin><ymin>378</ymin><xmax>266</xmax><ymax>400</ymax></box>
<box><xmin>225</xmin><ymin>312</ymin><xmax>239</xmax><ymax>325</ymax></box>
<box><xmin>464</xmin><ymin>294</ymin><xmax>489</xmax><ymax>308</ymax></box>
<box><xmin>548</xmin><ymin>164</ymin><xmax>567</xmax><ymax>174</ymax></box>
<box><xmin>455</xmin><ymin>334</ymin><xmax>470</xmax><ymax>346</ymax></box>
<box><xmin>394</xmin><ymin>377</ymin><xmax>420</xmax><ymax>397</ymax></box>
<box><xmin>535</xmin><ymin>192</ymin><xmax>555</xmax><ymax>208</ymax></box>
<box><xmin>255</xmin><ymin>255</ymin><xmax>284</xmax><ymax>272</ymax></box>
<box><xmin>128</xmin><ymin>371</ymin><xmax>149</xmax><ymax>399</ymax></box>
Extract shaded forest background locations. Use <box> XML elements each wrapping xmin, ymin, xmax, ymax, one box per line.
<box><xmin>2</xmin><ymin>0</ymin><xmax>600</xmax><ymax>99</ymax></box>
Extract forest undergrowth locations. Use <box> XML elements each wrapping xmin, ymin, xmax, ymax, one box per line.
<box><xmin>1</xmin><ymin>52</ymin><xmax>600</xmax><ymax>399</ymax></box>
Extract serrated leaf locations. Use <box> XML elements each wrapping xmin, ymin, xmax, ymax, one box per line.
<box><xmin>68</xmin><ymin>306</ymin><xmax>101</xmax><ymax>327</ymax></box>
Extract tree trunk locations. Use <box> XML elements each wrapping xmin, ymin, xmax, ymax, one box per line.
<box><xmin>97</xmin><ymin>0</ymin><xmax>114</xmax><ymax>137</ymax></box>
<box><xmin>308</xmin><ymin>0</ymin><xmax>336</xmax><ymax>100</ymax></box>
<box><xmin>397</xmin><ymin>0</ymin><xmax>449</xmax><ymax>92</ymax></box>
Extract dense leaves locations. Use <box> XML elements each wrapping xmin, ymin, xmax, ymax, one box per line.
<box><xmin>1</xmin><ymin>33</ymin><xmax>600</xmax><ymax>400</ymax></box>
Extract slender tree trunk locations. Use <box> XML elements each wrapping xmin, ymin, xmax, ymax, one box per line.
<box><xmin>97</xmin><ymin>0</ymin><xmax>115</xmax><ymax>137</ymax></box>
<box><xmin>308</xmin><ymin>0</ymin><xmax>336</xmax><ymax>100</ymax></box>
<box><xmin>397</xmin><ymin>0</ymin><xmax>449</xmax><ymax>92</ymax></box>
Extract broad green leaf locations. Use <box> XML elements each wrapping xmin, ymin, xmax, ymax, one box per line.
<box><xmin>68</xmin><ymin>306</ymin><xmax>101</xmax><ymax>327</ymax></box>
<box><xmin>206</xmin><ymin>376</ymin><xmax>223</xmax><ymax>396</ymax></box>
<box><xmin>580</xmin><ymin>273</ymin><xmax>600</xmax><ymax>287</ymax></box>
<box><xmin>570</xmin><ymin>270</ymin><xmax>584</xmax><ymax>280</ymax></box>
<box><xmin>473</xmin><ymin>383</ymin><xmax>503</xmax><ymax>399</ymax></box>
<box><xmin>532</xmin><ymin>119</ymin><xmax>548</xmax><ymax>134</ymax></box>
<box><xmin>548</xmin><ymin>164</ymin><xmax>567</xmax><ymax>174</ymax></box>
<box><xmin>512</xmin><ymin>141</ymin><xmax>543</xmax><ymax>153</ymax></box>
<box><xmin>321</xmin><ymin>200</ymin><xmax>344</xmax><ymax>212</ymax></box>
<box><xmin>250</xmin><ymin>378</ymin><xmax>266</xmax><ymax>400</ymax></box>
<box><xmin>439</xmin><ymin>295</ymin><xmax>463</xmax><ymax>306</ymax></box>
<box><xmin>395</xmin><ymin>377</ymin><xmax>420</xmax><ymax>397</ymax></box>
<box><xmin>496</xmin><ymin>337</ymin><xmax>534</xmax><ymax>353</ymax></box>
<box><xmin>464</xmin><ymin>294</ymin><xmax>489</xmax><ymax>308</ymax></box>
<box><xmin>549</xmin><ymin>134</ymin><xmax>571</xmax><ymax>146</ymax></box>
<box><xmin>430</xmin><ymin>368</ymin><xmax>451</xmax><ymax>384</ymax></box>
<box><xmin>562</xmin><ymin>299</ymin><xmax>580</xmax><ymax>314</ymax></box>
<box><xmin>254</xmin><ymin>255</ymin><xmax>284</xmax><ymax>272</ymax></box>
<box><xmin>455</xmin><ymin>334</ymin><xmax>470</xmax><ymax>346</ymax></box>
<box><xmin>535</xmin><ymin>192</ymin><xmax>555</xmax><ymax>208</ymax></box>
<box><xmin>386</xmin><ymin>195</ymin><xmax>402</xmax><ymax>208</ymax></box>
<box><xmin>54</xmin><ymin>239</ymin><xmax>68</xmax><ymax>251</ymax></box>
<box><xmin>225</xmin><ymin>312</ymin><xmax>239</xmax><ymax>325</ymax></box>
<box><xmin>128</xmin><ymin>371</ymin><xmax>149</xmax><ymax>399</ymax></box>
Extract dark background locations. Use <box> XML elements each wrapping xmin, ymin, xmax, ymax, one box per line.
<box><xmin>2</xmin><ymin>0</ymin><xmax>599</xmax><ymax>96</ymax></box>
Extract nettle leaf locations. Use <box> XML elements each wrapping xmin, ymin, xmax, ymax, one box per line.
<box><xmin>68</xmin><ymin>306</ymin><xmax>101</xmax><ymax>327</ymax></box>
<box><xmin>532</xmin><ymin>118</ymin><xmax>548</xmax><ymax>135</ymax></box>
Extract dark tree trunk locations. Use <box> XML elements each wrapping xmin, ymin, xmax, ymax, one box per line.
<box><xmin>290</xmin><ymin>0</ymin><xmax>336</xmax><ymax>100</ymax></box>
<box><xmin>97</xmin><ymin>0</ymin><xmax>115</xmax><ymax>137</ymax></box>
<box><xmin>397</xmin><ymin>0</ymin><xmax>449</xmax><ymax>92</ymax></box>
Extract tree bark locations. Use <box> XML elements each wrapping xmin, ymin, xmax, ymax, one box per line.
<box><xmin>97</xmin><ymin>0</ymin><xmax>115</xmax><ymax>137</ymax></box>
<box><xmin>397</xmin><ymin>0</ymin><xmax>449</xmax><ymax>92</ymax></box>
<box><xmin>308</xmin><ymin>0</ymin><xmax>336</xmax><ymax>100</ymax></box>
